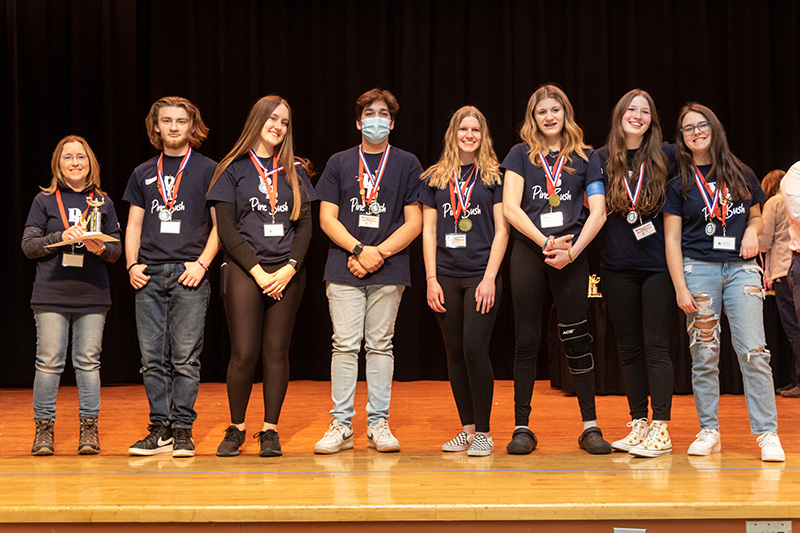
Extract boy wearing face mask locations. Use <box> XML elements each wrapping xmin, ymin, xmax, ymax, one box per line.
<box><xmin>314</xmin><ymin>88</ymin><xmax>423</xmax><ymax>454</ymax></box>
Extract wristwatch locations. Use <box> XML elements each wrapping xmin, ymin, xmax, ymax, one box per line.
<box><xmin>352</xmin><ymin>242</ymin><xmax>364</xmax><ymax>256</ymax></box>
<box><xmin>288</xmin><ymin>259</ymin><xmax>298</xmax><ymax>271</ymax></box>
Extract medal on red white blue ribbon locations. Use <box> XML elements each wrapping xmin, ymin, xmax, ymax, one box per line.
<box><xmin>624</xmin><ymin>162</ymin><xmax>645</xmax><ymax>225</ymax></box>
<box><xmin>694</xmin><ymin>165</ymin><xmax>728</xmax><ymax>237</ymax></box>
<box><xmin>538</xmin><ymin>152</ymin><xmax>565</xmax><ymax>208</ymax></box>
<box><xmin>357</xmin><ymin>145</ymin><xmax>391</xmax><ymax>215</ymax></box>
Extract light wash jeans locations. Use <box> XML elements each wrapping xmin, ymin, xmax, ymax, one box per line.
<box><xmin>135</xmin><ymin>263</ymin><xmax>210</xmax><ymax>428</ymax></box>
<box><xmin>683</xmin><ymin>257</ymin><xmax>777</xmax><ymax>434</ymax></box>
<box><xmin>326</xmin><ymin>282</ymin><xmax>405</xmax><ymax>427</ymax></box>
<box><xmin>33</xmin><ymin>311</ymin><xmax>106</xmax><ymax>420</ymax></box>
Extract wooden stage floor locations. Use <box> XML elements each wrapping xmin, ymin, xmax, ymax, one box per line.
<box><xmin>0</xmin><ymin>381</ymin><xmax>799</xmax><ymax>532</ymax></box>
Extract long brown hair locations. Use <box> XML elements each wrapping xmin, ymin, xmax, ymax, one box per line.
<box><xmin>604</xmin><ymin>89</ymin><xmax>669</xmax><ymax>215</ymax></box>
<box><xmin>421</xmin><ymin>106</ymin><xmax>501</xmax><ymax>189</ymax></box>
<box><xmin>209</xmin><ymin>95</ymin><xmax>311</xmax><ymax>220</ymax></box>
<box><xmin>42</xmin><ymin>135</ymin><xmax>105</xmax><ymax>195</ymax></box>
<box><xmin>675</xmin><ymin>103</ymin><xmax>750</xmax><ymax>201</ymax></box>
<box><xmin>519</xmin><ymin>84</ymin><xmax>590</xmax><ymax>173</ymax></box>
<box><xmin>145</xmin><ymin>96</ymin><xmax>210</xmax><ymax>150</ymax></box>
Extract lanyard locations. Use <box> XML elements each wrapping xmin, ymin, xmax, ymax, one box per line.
<box><xmin>156</xmin><ymin>148</ymin><xmax>192</xmax><ymax>212</ymax></box>
<box><xmin>249</xmin><ymin>150</ymin><xmax>280</xmax><ymax>216</ymax></box>
<box><xmin>624</xmin><ymin>162</ymin><xmax>646</xmax><ymax>212</ymax></box>
<box><xmin>448</xmin><ymin>165</ymin><xmax>477</xmax><ymax>230</ymax></box>
<box><xmin>357</xmin><ymin>145</ymin><xmax>391</xmax><ymax>209</ymax></box>
<box><xmin>56</xmin><ymin>189</ymin><xmax>94</xmax><ymax>230</ymax></box>
<box><xmin>694</xmin><ymin>165</ymin><xmax>727</xmax><ymax>226</ymax></box>
<box><xmin>538</xmin><ymin>152</ymin><xmax>565</xmax><ymax>208</ymax></box>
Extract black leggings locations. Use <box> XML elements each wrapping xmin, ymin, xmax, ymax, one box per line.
<box><xmin>601</xmin><ymin>267</ymin><xmax>675</xmax><ymax>421</ymax></box>
<box><xmin>510</xmin><ymin>239</ymin><xmax>596</xmax><ymax>425</ymax></box>
<box><xmin>221</xmin><ymin>258</ymin><xmax>305</xmax><ymax>425</ymax></box>
<box><xmin>436</xmin><ymin>274</ymin><xmax>500</xmax><ymax>433</ymax></box>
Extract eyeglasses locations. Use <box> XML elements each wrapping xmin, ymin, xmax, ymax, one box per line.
<box><xmin>681</xmin><ymin>121</ymin><xmax>710</xmax><ymax>135</ymax></box>
<box><xmin>63</xmin><ymin>154</ymin><xmax>87</xmax><ymax>163</ymax></box>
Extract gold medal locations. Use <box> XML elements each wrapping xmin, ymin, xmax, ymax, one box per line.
<box><xmin>549</xmin><ymin>193</ymin><xmax>560</xmax><ymax>208</ymax></box>
<box><xmin>458</xmin><ymin>218</ymin><xmax>473</xmax><ymax>232</ymax></box>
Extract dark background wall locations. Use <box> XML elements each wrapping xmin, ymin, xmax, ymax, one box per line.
<box><xmin>4</xmin><ymin>0</ymin><xmax>800</xmax><ymax>389</ymax></box>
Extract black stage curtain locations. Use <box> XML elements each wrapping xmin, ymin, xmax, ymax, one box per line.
<box><xmin>3</xmin><ymin>1</ymin><xmax>800</xmax><ymax>391</ymax></box>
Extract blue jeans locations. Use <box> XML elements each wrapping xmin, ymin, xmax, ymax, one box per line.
<box><xmin>33</xmin><ymin>311</ymin><xmax>106</xmax><ymax>420</ymax></box>
<box><xmin>326</xmin><ymin>282</ymin><xmax>405</xmax><ymax>427</ymax></box>
<box><xmin>135</xmin><ymin>263</ymin><xmax>210</xmax><ymax>428</ymax></box>
<box><xmin>683</xmin><ymin>257</ymin><xmax>778</xmax><ymax>434</ymax></box>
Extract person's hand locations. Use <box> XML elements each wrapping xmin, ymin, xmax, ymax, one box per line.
<box><xmin>178</xmin><ymin>261</ymin><xmax>207</xmax><ymax>287</ymax></box>
<box><xmin>426</xmin><ymin>278</ymin><xmax>446</xmax><ymax>313</ymax></box>
<box><xmin>740</xmin><ymin>230</ymin><xmax>759</xmax><ymax>259</ymax></box>
<box><xmin>263</xmin><ymin>265</ymin><xmax>296</xmax><ymax>300</ymax></box>
<box><xmin>550</xmin><ymin>234</ymin><xmax>574</xmax><ymax>251</ymax></box>
<box><xmin>356</xmin><ymin>245</ymin><xmax>384</xmax><ymax>272</ymax></box>
<box><xmin>676</xmin><ymin>287</ymin><xmax>699</xmax><ymax>314</ymax></box>
<box><xmin>62</xmin><ymin>225</ymin><xmax>84</xmax><ymax>242</ymax></box>
<box><xmin>129</xmin><ymin>264</ymin><xmax>150</xmax><ymax>289</ymax></box>
<box><xmin>544</xmin><ymin>248</ymin><xmax>571</xmax><ymax>270</ymax></box>
<box><xmin>475</xmin><ymin>277</ymin><xmax>496</xmax><ymax>314</ymax></box>
<box><xmin>347</xmin><ymin>255</ymin><xmax>368</xmax><ymax>278</ymax></box>
<box><xmin>82</xmin><ymin>238</ymin><xmax>105</xmax><ymax>255</ymax></box>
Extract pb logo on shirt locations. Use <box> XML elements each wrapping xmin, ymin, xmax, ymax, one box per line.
<box><xmin>68</xmin><ymin>208</ymin><xmax>83</xmax><ymax>226</ymax></box>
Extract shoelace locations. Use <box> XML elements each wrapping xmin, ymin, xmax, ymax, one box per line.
<box><xmin>223</xmin><ymin>427</ymin><xmax>242</xmax><ymax>441</ymax></box>
<box><xmin>757</xmin><ymin>432</ymin><xmax>779</xmax><ymax>447</ymax></box>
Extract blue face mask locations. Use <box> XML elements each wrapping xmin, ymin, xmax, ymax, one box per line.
<box><xmin>360</xmin><ymin>116</ymin><xmax>391</xmax><ymax>143</ymax></box>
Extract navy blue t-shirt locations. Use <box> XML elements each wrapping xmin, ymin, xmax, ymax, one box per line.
<box><xmin>590</xmin><ymin>143</ymin><xmax>675</xmax><ymax>272</ymax></box>
<box><xmin>123</xmin><ymin>150</ymin><xmax>217</xmax><ymax>264</ymax></box>
<box><xmin>500</xmin><ymin>143</ymin><xmax>596</xmax><ymax>242</ymax></box>
<box><xmin>662</xmin><ymin>164</ymin><xmax>765</xmax><ymax>263</ymax></box>
<box><xmin>420</xmin><ymin>167</ymin><xmax>503</xmax><ymax>277</ymax></box>
<box><xmin>25</xmin><ymin>186</ymin><xmax>120</xmax><ymax>313</ymax></box>
<box><xmin>315</xmin><ymin>145</ymin><xmax>422</xmax><ymax>286</ymax></box>
<box><xmin>207</xmin><ymin>155</ymin><xmax>316</xmax><ymax>264</ymax></box>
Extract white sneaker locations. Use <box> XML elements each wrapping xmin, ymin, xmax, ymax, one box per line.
<box><xmin>687</xmin><ymin>428</ymin><xmax>721</xmax><ymax>456</ymax></box>
<box><xmin>314</xmin><ymin>420</ymin><xmax>355</xmax><ymax>454</ymax></box>
<box><xmin>612</xmin><ymin>418</ymin><xmax>649</xmax><ymax>452</ymax></box>
<box><xmin>757</xmin><ymin>432</ymin><xmax>785</xmax><ymax>462</ymax></box>
<box><xmin>467</xmin><ymin>434</ymin><xmax>494</xmax><ymax>457</ymax></box>
<box><xmin>442</xmin><ymin>431</ymin><xmax>474</xmax><ymax>452</ymax></box>
<box><xmin>367</xmin><ymin>418</ymin><xmax>400</xmax><ymax>452</ymax></box>
<box><xmin>629</xmin><ymin>421</ymin><xmax>672</xmax><ymax>458</ymax></box>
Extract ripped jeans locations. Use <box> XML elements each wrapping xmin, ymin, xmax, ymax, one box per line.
<box><xmin>683</xmin><ymin>257</ymin><xmax>778</xmax><ymax>434</ymax></box>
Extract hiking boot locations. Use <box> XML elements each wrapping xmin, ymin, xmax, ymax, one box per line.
<box><xmin>32</xmin><ymin>418</ymin><xmax>55</xmax><ymax>456</ymax></box>
<box><xmin>78</xmin><ymin>417</ymin><xmax>100</xmax><ymax>455</ymax></box>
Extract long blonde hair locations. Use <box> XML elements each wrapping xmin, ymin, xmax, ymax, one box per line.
<box><xmin>42</xmin><ymin>135</ymin><xmax>105</xmax><ymax>195</ymax></box>
<box><xmin>519</xmin><ymin>84</ymin><xmax>590</xmax><ymax>173</ymax></box>
<box><xmin>209</xmin><ymin>95</ymin><xmax>312</xmax><ymax>220</ymax></box>
<box><xmin>421</xmin><ymin>106</ymin><xmax>501</xmax><ymax>189</ymax></box>
<box><xmin>604</xmin><ymin>89</ymin><xmax>669</xmax><ymax>215</ymax></box>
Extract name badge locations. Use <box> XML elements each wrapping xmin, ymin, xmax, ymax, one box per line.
<box><xmin>62</xmin><ymin>252</ymin><xmax>84</xmax><ymax>268</ymax></box>
<box><xmin>713</xmin><ymin>236</ymin><xmax>736</xmax><ymax>251</ymax></box>
<box><xmin>445</xmin><ymin>233</ymin><xmax>467</xmax><ymax>248</ymax></box>
<box><xmin>633</xmin><ymin>221</ymin><xmax>656</xmax><ymax>241</ymax></box>
<box><xmin>264</xmin><ymin>223</ymin><xmax>285</xmax><ymax>237</ymax></box>
<box><xmin>540</xmin><ymin>211</ymin><xmax>563</xmax><ymax>229</ymax></box>
<box><xmin>160</xmin><ymin>220</ymin><xmax>181</xmax><ymax>234</ymax></box>
<box><xmin>359</xmin><ymin>214</ymin><xmax>380</xmax><ymax>228</ymax></box>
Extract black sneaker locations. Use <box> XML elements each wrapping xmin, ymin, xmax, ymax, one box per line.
<box><xmin>78</xmin><ymin>417</ymin><xmax>100</xmax><ymax>455</ymax></box>
<box><xmin>129</xmin><ymin>422</ymin><xmax>172</xmax><ymax>456</ymax></box>
<box><xmin>216</xmin><ymin>425</ymin><xmax>247</xmax><ymax>457</ymax></box>
<box><xmin>172</xmin><ymin>428</ymin><xmax>195</xmax><ymax>457</ymax></box>
<box><xmin>255</xmin><ymin>429</ymin><xmax>282</xmax><ymax>457</ymax></box>
<box><xmin>31</xmin><ymin>418</ymin><xmax>55</xmax><ymax>456</ymax></box>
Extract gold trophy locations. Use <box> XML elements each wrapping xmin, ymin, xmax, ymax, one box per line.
<box><xmin>588</xmin><ymin>274</ymin><xmax>602</xmax><ymax>298</ymax></box>
<box><xmin>84</xmin><ymin>196</ymin><xmax>105</xmax><ymax>233</ymax></box>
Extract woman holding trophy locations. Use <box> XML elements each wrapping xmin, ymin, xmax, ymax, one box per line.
<box><xmin>21</xmin><ymin>135</ymin><xmax>121</xmax><ymax>455</ymax></box>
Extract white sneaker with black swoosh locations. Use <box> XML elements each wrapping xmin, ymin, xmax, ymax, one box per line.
<box><xmin>314</xmin><ymin>420</ymin><xmax>354</xmax><ymax>454</ymax></box>
<box><xmin>129</xmin><ymin>422</ymin><xmax>173</xmax><ymax>456</ymax></box>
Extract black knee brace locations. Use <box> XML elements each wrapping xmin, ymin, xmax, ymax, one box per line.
<box><xmin>559</xmin><ymin>320</ymin><xmax>594</xmax><ymax>375</ymax></box>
